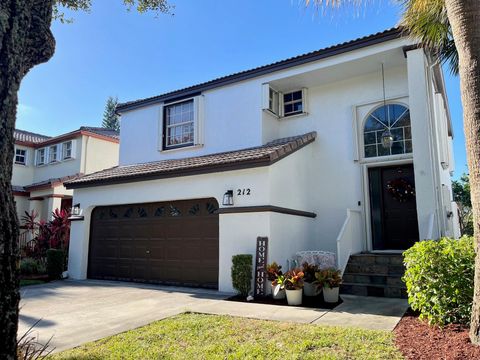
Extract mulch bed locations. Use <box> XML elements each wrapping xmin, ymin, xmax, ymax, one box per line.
<box><xmin>394</xmin><ymin>308</ymin><xmax>480</xmax><ymax>360</ymax></box>
<box><xmin>227</xmin><ymin>294</ymin><xmax>342</xmax><ymax>309</ymax></box>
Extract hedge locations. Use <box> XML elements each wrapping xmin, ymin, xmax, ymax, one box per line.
<box><xmin>231</xmin><ymin>254</ymin><xmax>253</xmax><ymax>297</ymax></box>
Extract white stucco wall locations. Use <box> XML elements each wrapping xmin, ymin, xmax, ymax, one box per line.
<box><xmin>12</xmin><ymin>145</ymin><xmax>35</xmax><ymax>186</ymax></box>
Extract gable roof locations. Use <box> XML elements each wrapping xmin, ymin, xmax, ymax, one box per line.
<box><xmin>65</xmin><ymin>132</ymin><xmax>317</xmax><ymax>189</ymax></box>
<box><xmin>14</xmin><ymin>126</ymin><xmax>119</xmax><ymax>147</ymax></box>
<box><xmin>117</xmin><ymin>27</ymin><xmax>404</xmax><ymax>113</ymax></box>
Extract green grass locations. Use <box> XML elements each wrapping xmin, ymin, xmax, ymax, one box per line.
<box><xmin>20</xmin><ymin>279</ymin><xmax>45</xmax><ymax>287</ymax></box>
<box><xmin>52</xmin><ymin>313</ymin><xmax>403</xmax><ymax>360</ymax></box>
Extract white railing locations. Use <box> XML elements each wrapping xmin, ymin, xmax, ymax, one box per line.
<box><xmin>426</xmin><ymin>212</ymin><xmax>435</xmax><ymax>240</ymax></box>
<box><xmin>336</xmin><ymin>209</ymin><xmax>364</xmax><ymax>274</ymax></box>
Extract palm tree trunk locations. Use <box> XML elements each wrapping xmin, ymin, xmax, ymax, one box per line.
<box><xmin>0</xmin><ymin>1</ymin><xmax>55</xmax><ymax>358</ymax></box>
<box><xmin>444</xmin><ymin>0</ymin><xmax>480</xmax><ymax>345</ymax></box>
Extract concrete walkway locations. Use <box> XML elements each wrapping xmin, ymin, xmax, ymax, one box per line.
<box><xmin>19</xmin><ymin>280</ymin><xmax>408</xmax><ymax>353</ymax></box>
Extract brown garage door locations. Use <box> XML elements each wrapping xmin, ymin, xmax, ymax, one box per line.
<box><xmin>88</xmin><ymin>198</ymin><xmax>219</xmax><ymax>289</ymax></box>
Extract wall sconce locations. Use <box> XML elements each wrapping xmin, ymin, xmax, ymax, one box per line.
<box><xmin>381</xmin><ymin>128</ymin><xmax>394</xmax><ymax>149</ymax></box>
<box><xmin>71</xmin><ymin>203</ymin><xmax>82</xmax><ymax>216</ymax></box>
<box><xmin>222</xmin><ymin>190</ymin><xmax>234</xmax><ymax>206</ymax></box>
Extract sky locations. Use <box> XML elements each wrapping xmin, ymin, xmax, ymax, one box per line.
<box><xmin>16</xmin><ymin>0</ymin><xmax>467</xmax><ymax>178</ymax></box>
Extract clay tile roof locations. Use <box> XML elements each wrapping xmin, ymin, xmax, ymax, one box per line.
<box><xmin>14</xmin><ymin>129</ymin><xmax>51</xmax><ymax>144</ymax></box>
<box><xmin>24</xmin><ymin>174</ymin><xmax>83</xmax><ymax>191</ymax></box>
<box><xmin>117</xmin><ymin>27</ymin><xmax>404</xmax><ymax>112</ymax></box>
<box><xmin>79</xmin><ymin>126</ymin><xmax>119</xmax><ymax>140</ymax></box>
<box><xmin>65</xmin><ymin>132</ymin><xmax>317</xmax><ymax>189</ymax></box>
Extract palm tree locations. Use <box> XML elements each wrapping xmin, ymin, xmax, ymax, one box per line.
<box><xmin>307</xmin><ymin>0</ymin><xmax>480</xmax><ymax>343</ymax></box>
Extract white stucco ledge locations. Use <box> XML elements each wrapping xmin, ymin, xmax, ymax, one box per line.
<box><xmin>217</xmin><ymin>205</ymin><xmax>316</xmax><ymax>218</ymax></box>
<box><xmin>68</xmin><ymin>216</ymin><xmax>84</xmax><ymax>222</ymax></box>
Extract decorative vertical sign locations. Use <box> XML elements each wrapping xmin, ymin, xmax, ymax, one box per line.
<box><xmin>254</xmin><ymin>236</ymin><xmax>269</xmax><ymax>297</ymax></box>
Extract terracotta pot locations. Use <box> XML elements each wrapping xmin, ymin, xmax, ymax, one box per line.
<box><xmin>303</xmin><ymin>282</ymin><xmax>321</xmax><ymax>297</ymax></box>
<box><xmin>272</xmin><ymin>284</ymin><xmax>286</xmax><ymax>300</ymax></box>
<box><xmin>286</xmin><ymin>288</ymin><xmax>303</xmax><ymax>306</ymax></box>
<box><xmin>323</xmin><ymin>286</ymin><xmax>339</xmax><ymax>303</ymax></box>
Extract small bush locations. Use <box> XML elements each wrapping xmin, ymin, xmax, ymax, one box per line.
<box><xmin>403</xmin><ymin>236</ymin><xmax>475</xmax><ymax>325</ymax></box>
<box><xmin>231</xmin><ymin>254</ymin><xmax>253</xmax><ymax>296</ymax></box>
<box><xmin>46</xmin><ymin>249</ymin><xmax>65</xmax><ymax>280</ymax></box>
<box><xmin>20</xmin><ymin>258</ymin><xmax>40</xmax><ymax>276</ymax></box>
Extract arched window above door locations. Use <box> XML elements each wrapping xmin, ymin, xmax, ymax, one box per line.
<box><xmin>363</xmin><ymin>104</ymin><xmax>412</xmax><ymax>158</ymax></box>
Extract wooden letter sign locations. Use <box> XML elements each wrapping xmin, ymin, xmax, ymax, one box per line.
<box><xmin>254</xmin><ymin>236</ymin><xmax>268</xmax><ymax>297</ymax></box>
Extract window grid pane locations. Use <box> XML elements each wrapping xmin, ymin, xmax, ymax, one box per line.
<box><xmin>165</xmin><ymin>100</ymin><xmax>195</xmax><ymax>148</ymax></box>
<box><xmin>283</xmin><ymin>90</ymin><xmax>303</xmax><ymax>116</ymax></box>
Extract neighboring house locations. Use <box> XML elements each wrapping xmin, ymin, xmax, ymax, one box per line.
<box><xmin>66</xmin><ymin>28</ymin><xmax>460</xmax><ymax>294</ymax></box>
<box><xmin>13</xmin><ymin>127</ymin><xmax>119</xmax><ymax>224</ymax></box>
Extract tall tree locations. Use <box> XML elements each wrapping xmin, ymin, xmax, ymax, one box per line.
<box><xmin>0</xmin><ymin>1</ymin><xmax>170</xmax><ymax>359</ymax></box>
<box><xmin>453</xmin><ymin>173</ymin><xmax>473</xmax><ymax>235</ymax></box>
<box><xmin>102</xmin><ymin>96</ymin><xmax>120</xmax><ymax>131</ymax></box>
<box><xmin>306</xmin><ymin>0</ymin><xmax>480</xmax><ymax>344</ymax></box>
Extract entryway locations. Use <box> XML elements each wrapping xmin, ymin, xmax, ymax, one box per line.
<box><xmin>88</xmin><ymin>198</ymin><xmax>219</xmax><ymax>288</ymax></box>
<box><xmin>368</xmin><ymin>164</ymin><xmax>419</xmax><ymax>250</ymax></box>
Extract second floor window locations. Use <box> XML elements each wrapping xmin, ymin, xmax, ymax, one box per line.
<box><xmin>15</xmin><ymin>148</ymin><xmax>26</xmax><ymax>165</ymax></box>
<box><xmin>36</xmin><ymin>148</ymin><xmax>46</xmax><ymax>166</ymax></box>
<box><xmin>283</xmin><ymin>90</ymin><xmax>304</xmax><ymax>117</ymax></box>
<box><xmin>63</xmin><ymin>141</ymin><xmax>72</xmax><ymax>159</ymax></box>
<box><xmin>163</xmin><ymin>99</ymin><xmax>194</xmax><ymax>149</ymax></box>
<box><xmin>49</xmin><ymin>145</ymin><xmax>58</xmax><ymax>163</ymax></box>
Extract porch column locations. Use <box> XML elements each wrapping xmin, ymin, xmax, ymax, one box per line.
<box><xmin>28</xmin><ymin>197</ymin><xmax>44</xmax><ymax>221</ymax></box>
<box><xmin>46</xmin><ymin>195</ymin><xmax>63</xmax><ymax>220</ymax></box>
<box><xmin>406</xmin><ymin>48</ymin><xmax>440</xmax><ymax>240</ymax></box>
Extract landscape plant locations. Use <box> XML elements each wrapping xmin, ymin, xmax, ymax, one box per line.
<box><xmin>231</xmin><ymin>254</ymin><xmax>253</xmax><ymax>297</ymax></box>
<box><xmin>315</xmin><ymin>268</ymin><xmax>342</xmax><ymax>289</ymax></box>
<box><xmin>403</xmin><ymin>236</ymin><xmax>475</xmax><ymax>325</ymax></box>
<box><xmin>46</xmin><ymin>249</ymin><xmax>66</xmax><ymax>280</ymax></box>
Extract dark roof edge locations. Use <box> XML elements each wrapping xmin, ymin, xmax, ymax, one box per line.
<box><xmin>117</xmin><ymin>28</ymin><xmax>404</xmax><ymax>113</ymax></box>
<box><xmin>65</xmin><ymin>132</ymin><xmax>316</xmax><ymax>189</ymax></box>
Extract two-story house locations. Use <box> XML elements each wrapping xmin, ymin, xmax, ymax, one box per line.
<box><xmin>65</xmin><ymin>28</ymin><xmax>460</xmax><ymax>294</ymax></box>
<box><xmin>13</xmin><ymin>127</ymin><xmax>119</xmax><ymax>223</ymax></box>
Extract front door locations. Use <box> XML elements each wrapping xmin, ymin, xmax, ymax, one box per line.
<box><xmin>368</xmin><ymin>164</ymin><xmax>419</xmax><ymax>250</ymax></box>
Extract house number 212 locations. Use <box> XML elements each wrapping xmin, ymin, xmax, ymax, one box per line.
<box><xmin>237</xmin><ymin>188</ymin><xmax>251</xmax><ymax>195</ymax></box>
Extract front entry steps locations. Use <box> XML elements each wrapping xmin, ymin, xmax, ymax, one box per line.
<box><xmin>340</xmin><ymin>253</ymin><xmax>407</xmax><ymax>299</ymax></box>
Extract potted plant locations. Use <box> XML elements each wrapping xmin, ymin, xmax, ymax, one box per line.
<box><xmin>315</xmin><ymin>268</ymin><xmax>342</xmax><ymax>303</ymax></box>
<box><xmin>275</xmin><ymin>268</ymin><xmax>304</xmax><ymax>306</ymax></box>
<box><xmin>302</xmin><ymin>262</ymin><xmax>320</xmax><ymax>297</ymax></box>
<box><xmin>267</xmin><ymin>262</ymin><xmax>285</xmax><ymax>299</ymax></box>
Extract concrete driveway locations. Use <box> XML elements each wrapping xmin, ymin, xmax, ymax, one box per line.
<box><xmin>19</xmin><ymin>280</ymin><xmax>228</xmax><ymax>353</ymax></box>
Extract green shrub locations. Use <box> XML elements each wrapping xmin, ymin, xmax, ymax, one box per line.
<box><xmin>20</xmin><ymin>258</ymin><xmax>40</xmax><ymax>275</ymax></box>
<box><xmin>231</xmin><ymin>254</ymin><xmax>253</xmax><ymax>296</ymax></box>
<box><xmin>46</xmin><ymin>249</ymin><xmax>65</xmax><ymax>280</ymax></box>
<box><xmin>403</xmin><ymin>236</ymin><xmax>475</xmax><ymax>325</ymax></box>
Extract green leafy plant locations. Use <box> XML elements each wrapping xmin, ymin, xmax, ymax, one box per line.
<box><xmin>20</xmin><ymin>258</ymin><xmax>42</xmax><ymax>276</ymax></box>
<box><xmin>315</xmin><ymin>268</ymin><xmax>342</xmax><ymax>289</ymax></box>
<box><xmin>276</xmin><ymin>268</ymin><xmax>304</xmax><ymax>290</ymax></box>
<box><xmin>302</xmin><ymin>262</ymin><xmax>319</xmax><ymax>283</ymax></box>
<box><xmin>403</xmin><ymin>236</ymin><xmax>475</xmax><ymax>325</ymax></box>
<box><xmin>266</xmin><ymin>262</ymin><xmax>283</xmax><ymax>281</ymax></box>
<box><xmin>46</xmin><ymin>249</ymin><xmax>65</xmax><ymax>280</ymax></box>
<box><xmin>231</xmin><ymin>254</ymin><xmax>253</xmax><ymax>297</ymax></box>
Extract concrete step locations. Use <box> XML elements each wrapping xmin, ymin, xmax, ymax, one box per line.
<box><xmin>341</xmin><ymin>282</ymin><xmax>407</xmax><ymax>299</ymax></box>
<box><xmin>342</xmin><ymin>273</ymin><xmax>405</xmax><ymax>287</ymax></box>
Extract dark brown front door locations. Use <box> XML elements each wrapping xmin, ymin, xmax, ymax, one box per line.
<box><xmin>368</xmin><ymin>164</ymin><xmax>419</xmax><ymax>250</ymax></box>
<box><xmin>88</xmin><ymin>198</ymin><xmax>219</xmax><ymax>289</ymax></box>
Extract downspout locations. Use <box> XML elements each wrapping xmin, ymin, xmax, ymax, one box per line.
<box><xmin>82</xmin><ymin>135</ymin><xmax>89</xmax><ymax>175</ymax></box>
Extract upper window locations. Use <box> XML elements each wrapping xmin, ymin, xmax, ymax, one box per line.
<box><xmin>268</xmin><ymin>87</ymin><xmax>280</xmax><ymax>115</ymax></box>
<box><xmin>36</xmin><ymin>148</ymin><xmax>46</xmax><ymax>166</ymax></box>
<box><xmin>283</xmin><ymin>90</ymin><xmax>304</xmax><ymax>117</ymax></box>
<box><xmin>363</xmin><ymin>104</ymin><xmax>412</xmax><ymax>158</ymax></box>
<box><xmin>15</xmin><ymin>148</ymin><xmax>26</xmax><ymax>165</ymax></box>
<box><xmin>49</xmin><ymin>145</ymin><xmax>58</xmax><ymax>163</ymax></box>
<box><xmin>163</xmin><ymin>100</ymin><xmax>194</xmax><ymax>149</ymax></box>
<box><xmin>62</xmin><ymin>141</ymin><xmax>72</xmax><ymax>160</ymax></box>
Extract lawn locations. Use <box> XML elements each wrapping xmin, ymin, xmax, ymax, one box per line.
<box><xmin>52</xmin><ymin>313</ymin><xmax>403</xmax><ymax>360</ymax></box>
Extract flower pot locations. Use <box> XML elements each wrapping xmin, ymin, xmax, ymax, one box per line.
<box><xmin>272</xmin><ymin>284</ymin><xmax>286</xmax><ymax>300</ymax></box>
<box><xmin>323</xmin><ymin>286</ymin><xmax>339</xmax><ymax>303</ymax></box>
<box><xmin>303</xmin><ymin>282</ymin><xmax>321</xmax><ymax>297</ymax></box>
<box><xmin>286</xmin><ymin>289</ymin><xmax>303</xmax><ymax>306</ymax></box>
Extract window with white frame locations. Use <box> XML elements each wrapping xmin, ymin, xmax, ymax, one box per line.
<box><xmin>163</xmin><ymin>99</ymin><xmax>194</xmax><ymax>149</ymax></box>
<box><xmin>15</xmin><ymin>148</ymin><xmax>27</xmax><ymax>165</ymax></box>
<box><xmin>268</xmin><ymin>87</ymin><xmax>280</xmax><ymax>115</ymax></box>
<box><xmin>49</xmin><ymin>145</ymin><xmax>58</xmax><ymax>163</ymax></box>
<box><xmin>62</xmin><ymin>141</ymin><xmax>72</xmax><ymax>159</ymax></box>
<box><xmin>283</xmin><ymin>90</ymin><xmax>304</xmax><ymax>117</ymax></box>
<box><xmin>363</xmin><ymin>104</ymin><xmax>412</xmax><ymax>158</ymax></box>
<box><xmin>36</xmin><ymin>148</ymin><xmax>46</xmax><ymax>166</ymax></box>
